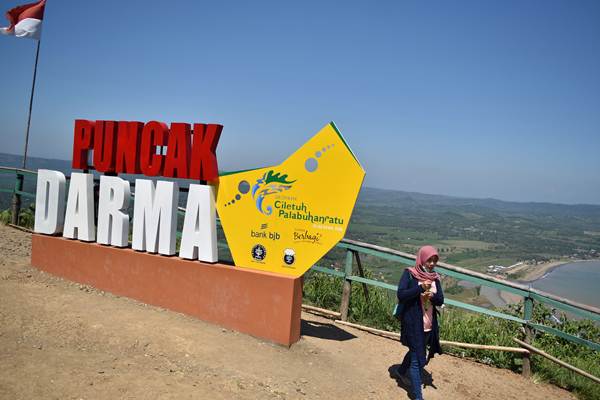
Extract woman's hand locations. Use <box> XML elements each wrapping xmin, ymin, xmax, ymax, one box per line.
<box><xmin>419</xmin><ymin>281</ymin><xmax>432</xmax><ymax>291</ymax></box>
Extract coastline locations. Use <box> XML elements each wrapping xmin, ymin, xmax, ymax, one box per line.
<box><xmin>458</xmin><ymin>260</ymin><xmax>585</xmax><ymax>307</ymax></box>
<box><xmin>506</xmin><ymin>259</ymin><xmax>577</xmax><ymax>282</ymax></box>
<box><xmin>497</xmin><ymin>259</ymin><xmax>600</xmax><ymax>307</ymax></box>
<box><xmin>492</xmin><ymin>259</ymin><xmax>582</xmax><ymax>306</ymax></box>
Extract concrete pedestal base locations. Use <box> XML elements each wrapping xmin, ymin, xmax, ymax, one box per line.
<box><xmin>31</xmin><ymin>234</ymin><xmax>302</xmax><ymax>346</ymax></box>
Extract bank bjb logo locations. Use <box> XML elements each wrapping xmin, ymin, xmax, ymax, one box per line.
<box><xmin>251</xmin><ymin>244</ymin><xmax>267</xmax><ymax>261</ymax></box>
<box><xmin>283</xmin><ymin>248</ymin><xmax>295</xmax><ymax>265</ymax></box>
<box><xmin>252</xmin><ymin>170</ymin><xmax>295</xmax><ymax>215</ymax></box>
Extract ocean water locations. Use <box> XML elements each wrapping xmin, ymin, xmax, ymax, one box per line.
<box><xmin>531</xmin><ymin>260</ymin><xmax>600</xmax><ymax>309</ymax></box>
<box><xmin>456</xmin><ymin>261</ymin><xmax>600</xmax><ymax>310</ymax></box>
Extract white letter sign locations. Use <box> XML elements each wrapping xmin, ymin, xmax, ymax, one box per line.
<box><xmin>97</xmin><ymin>176</ymin><xmax>131</xmax><ymax>247</ymax></box>
<box><xmin>63</xmin><ymin>172</ymin><xmax>96</xmax><ymax>241</ymax></box>
<box><xmin>34</xmin><ymin>169</ymin><xmax>66</xmax><ymax>234</ymax></box>
<box><xmin>179</xmin><ymin>184</ymin><xmax>218</xmax><ymax>262</ymax></box>
<box><xmin>132</xmin><ymin>179</ymin><xmax>179</xmax><ymax>255</ymax></box>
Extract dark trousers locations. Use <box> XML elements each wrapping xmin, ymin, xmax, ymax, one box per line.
<box><xmin>398</xmin><ymin>331</ymin><xmax>431</xmax><ymax>400</ymax></box>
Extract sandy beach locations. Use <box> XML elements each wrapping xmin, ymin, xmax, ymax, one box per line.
<box><xmin>461</xmin><ymin>261</ymin><xmax>568</xmax><ymax>308</ymax></box>
<box><xmin>485</xmin><ymin>261</ymin><xmax>573</xmax><ymax>306</ymax></box>
<box><xmin>506</xmin><ymin>260</ymin><xmax>575</xmax><ymax>282</ymax></box>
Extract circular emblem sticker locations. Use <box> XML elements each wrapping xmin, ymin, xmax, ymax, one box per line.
<box><xmin>251</xmin><ymin>244</ymin><xmax>266</xmax><ymax>261</ymax></box>
<box><xmin>283</xmin><ymin>248</ymin><xmax>295</xmax><ymax>265</ymax></box>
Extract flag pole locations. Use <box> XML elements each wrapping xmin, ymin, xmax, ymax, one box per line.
<box><xmin>11</xmin><ymin>38</ymin><xmax>41</xmax><ymax>225</ymax></box>
<box><xmin>22</xmin><ymin>38</ymin><xmax>41</xmax><ymax>169</ymax></box>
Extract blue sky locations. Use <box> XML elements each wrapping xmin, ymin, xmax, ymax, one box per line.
<box><xmin>1</xmin><ymin>0</ymin><xmax>599</xmax><ymax>204</ymax></box>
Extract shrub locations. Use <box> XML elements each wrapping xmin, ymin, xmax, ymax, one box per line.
<box><xmin>0</xmin><ymin>204</ymin><xmax>35</xmax><ymax>229</ymax></box>
<box><xmin>0</xmin><ymin>208</ymin><xmax>10</xmax><ymax>225</ymax></box>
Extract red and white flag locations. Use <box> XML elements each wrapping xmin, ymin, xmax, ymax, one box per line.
<box><xmin>1</xmin><ymin>0</ymin><xmax>46</xmax><ymax>40</ymax></box>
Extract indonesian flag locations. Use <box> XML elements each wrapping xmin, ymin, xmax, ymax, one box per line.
<box><xmin>1</xmin><ymin>0</ymin><xmax>46</xmax><ymax>40</ymax></box>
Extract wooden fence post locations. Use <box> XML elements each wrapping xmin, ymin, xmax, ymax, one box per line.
<box><xmin>522</xmin><ymin>296</ymin><xmax>534</xmax><ymax>378</ymax></box>
<box><xmin>10</xmin><ymin>173</ymin><xmax>24</xmax><ymax>226</ymax></box>
<box><xmin>339</xmin><ymin>250</ymin><xmax>354</xmax><ymax>321</ymax></box>
<box><xmin>354</xmin><ymin>251</ymin><xmax>370</xmax><ymax>303</ymax></box>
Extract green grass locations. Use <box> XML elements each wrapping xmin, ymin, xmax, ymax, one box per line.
<box><xmin>0</xmin><ymin>204</ymin><xmax>35</xmax><ymax>229</ymax></box>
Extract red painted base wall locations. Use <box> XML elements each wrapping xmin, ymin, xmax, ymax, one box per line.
<box><xmin>31</xmin><ymin>234</ymin><xmax>302</xmax><ymax>346</ymax></box>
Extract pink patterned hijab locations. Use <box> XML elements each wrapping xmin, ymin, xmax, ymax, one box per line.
<box><xmin>408</xmin><ymin>245</ymin><xmax>440</xmax><ymax>281</ymax></box>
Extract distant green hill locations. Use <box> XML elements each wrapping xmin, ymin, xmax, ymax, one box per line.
<box><xmin>1</xmin><ymin>152</ymin><xmax>599</xmax><ymax>278</ymax></box>
<box><xmin>345</xmin><ymin>186</ymin><xmax>600</xmax><ymax>281</ymax></box>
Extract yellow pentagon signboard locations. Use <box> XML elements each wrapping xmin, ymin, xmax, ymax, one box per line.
<box><xmin>216</xmin><ymin>122</ymin><xmax>365</xmax><ymax>277</ymax></box>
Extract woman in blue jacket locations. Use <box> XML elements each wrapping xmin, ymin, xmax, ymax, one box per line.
<box><xmin>395</xmin><ymin>245</ymin><xmax>444</xmax><ymax>400</ymax></box>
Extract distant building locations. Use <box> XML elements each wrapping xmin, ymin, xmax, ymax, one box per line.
<box><xmin>487</xmin><ymin>265</ymin><xmax>506</xmax><ymax>273</ymax></box>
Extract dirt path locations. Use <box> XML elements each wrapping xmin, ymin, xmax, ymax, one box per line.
<box><xmin>0</xmin><ymin>224</ymin><xmax>576</xmax><ymax>400</ymax></box>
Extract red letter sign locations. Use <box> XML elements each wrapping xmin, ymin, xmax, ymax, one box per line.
<box><xmin>115</xmin><ymin>121</ymin><xmax>143</xmax><ymax>174</ymax></box>
<box><xmin>189</xmin><ymin>124</ymin><xmax>222</xmax><ymax>181</ymax></box>
<box><xmin>164</xmin><ymin>123</ymin><xmax>192</xmax><ymax>179</ymax></box>
<box><xmin>72</xmin><ymin>119</ymin><xmax>222</xmax><ymax>179</ymax></box>
<box><xmin>72</xmin><ymin>119</ymin><xmax>95</xmax><ymax>170</ymax></box>
<box><xmin>139</xmin><ymin>121</ymin><xmax>168</xmax><ymax>176</ymax></box>
<box><xmin>93</xmin><ymin>120</ymin><xmax>118</xmax><ymax>173</ymax></box>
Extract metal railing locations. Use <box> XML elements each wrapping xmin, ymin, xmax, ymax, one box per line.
<box><xmin>0</xmin><ymin>167</ymin><xmax>37</xmax><ymax>225</ymax></box>
<box><xmin>2</xmin><ymin>166</ymin><xmax>599</xmax><ymax>376</ymax></box>
<box><xmin>310</xmin><ymin>239</ymin><xmax>600</xmax><ymax>379</ymax></box>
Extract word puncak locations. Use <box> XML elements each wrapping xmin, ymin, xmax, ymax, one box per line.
<box><xmin>72</xmin><ymin>120</ymin><xmax>222</xmax><ymax>181</ymax></box>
